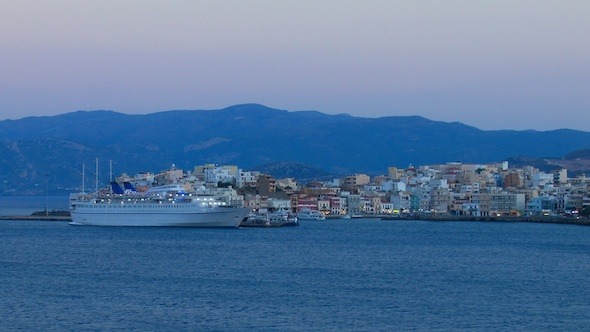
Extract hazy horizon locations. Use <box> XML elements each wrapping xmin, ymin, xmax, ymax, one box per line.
<box><xmin>1</xmin><ymin>1</ymin><xmax>589</xmax><ymax>131</ymax></box>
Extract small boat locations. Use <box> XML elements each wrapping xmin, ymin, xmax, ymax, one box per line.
<box><xmin>272</xmin><ymin>209</ymin><xmax>299</xmax><ymax>226</ymax></box>
<box><xmin>297</xmin><ymin>208</ymin><xmax>326</xmax><ymax>220</ymax></box>
<box><xmin>240</xmin><ymin>212</ymin><xmax>286</xmax><ymax>228</ymax></box>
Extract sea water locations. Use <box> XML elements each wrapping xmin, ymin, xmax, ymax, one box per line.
<box><xmin>0</xmin><ymin>203</ymin><xmax>589</xmax><ymax>330</ymax></box>
<box><xmin>0</xmin><ymin>196</ymin><xmax>69</xmax><ymax>216</ymax></box>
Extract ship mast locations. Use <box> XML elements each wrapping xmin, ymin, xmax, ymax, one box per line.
<box><xmin>109</xmin><ymin>159</ymin><xmax>113</xmax><ymax>194</ymax></box>
<box><xmin>95</xmin><ymin>158</ymin><xmax>99</xmax><ymax>195</ymax></box>
<box><xmin>82</xmin><ymin>163</ymin><xmax>85</xmax><ymax>194</ymax></box>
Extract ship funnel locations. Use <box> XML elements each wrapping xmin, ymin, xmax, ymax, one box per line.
<box><xmin>123</xmin><ymin>181</ymin><xmax>137</xmax><ymax>192</ymax></box>
<box><xmin>110</xmin><ymin>181</ymin><xmax>125</xmax><ymax>195</ymax></box>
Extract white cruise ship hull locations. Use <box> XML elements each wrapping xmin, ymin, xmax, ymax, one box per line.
<box><xmin>70</xmin><ymin>203</ymin><xmax>249</xmax><ymax>227</ymax></box>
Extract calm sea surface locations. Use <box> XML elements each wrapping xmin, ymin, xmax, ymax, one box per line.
<box><xmin>1</xmin><ymin>197</ymin><xmax>589</xmax><ymax>331</ymax></box>
<box><xmin>0</xmin><ymin>196</ymin><xmax>70</xmax><ymax>216</ymax></box>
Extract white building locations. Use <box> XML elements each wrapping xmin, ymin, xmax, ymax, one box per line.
<box><xmin>462</xmin><ymin>202</ymin><xmax>483</xmax><ymax>216</ymax></box>
<box><xmin>267</xmin><ymin>198</ymin><xmax>292</xmax><ymax>210</ymax></box>
<box><xmin>428</xmin><ymin>179</ymin><xmax>449</xmax><ymax>189</ymax></box>
<box><xmin>532</xmin><ymin>172</ymin><xmax>554</xmax><ymax>188</ymax></box>
<box><xmin>381</xmin><ymin>180</ymin><xmax>406</xmax><ymax>192</ymax></box>
<box><xmin>275</xmin><ymin>178</ymin><xmax>298</xmax><ymax>191</ymax></box>
<box><xmin>526</xmin><ymin>196</ymin><xmax>556</xmax><ymax>216</ymax></box>
<box><xmin>390</xmin><ymin>191</ymin><xmax>411</xmax><ymax>211</ymax></box>
<box><xmin>236</xmin><ymin>170</ymin><xmax>260</xmax><ymax>188</ymax></box>
<box><xmin>204</xmin><ymin>165</ymin><xmax>238</xmax><ymax>184</ymax></box>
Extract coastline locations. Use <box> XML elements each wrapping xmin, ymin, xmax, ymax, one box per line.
<box><xmin>327</xmin><ymin>214</ymin><xmax>590</xmax><ymax>226</ymax></box>
<box><xmin>2</xmin><ymin>214</ymin><xmax>589</xmax><ymax>226</ymax></box>
<box><xmin>386</xmin><ymin>214</ymin><xmax>590</xmax><ymax>226</ymax></box>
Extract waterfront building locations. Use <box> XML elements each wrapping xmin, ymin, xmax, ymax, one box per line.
<box><xmin>381</xmin><ymin>203</ymin><xmax>395</xmax><ymax>214</ymax></box>
<box><xmin>489</xmin><ymin>193</ymin><xmax>526</xmax><ymax>216</ymax></box>
<box><xmin>318</xmin><ymin>198</ymin><xmax>331</xmax><ymax>214</ymax></box>
<box><xmin>555</xmin><ymin>189</ymin><xmax>570</xmax><ymax>213</ymax></box>
<box><xmin>462</xmin><ymin>202</ymin><xmax>483</xmax><ymax>217</ymax></box>
<box><xmin>296</xmin><ymin>193</ymin><xmax>319</xmax><ymax>212</ymax></box>
<box><xmin>346</xmin><ymin>194</ymin><xmax>362</xmax><ymax>216</ymax></box>
<box><xmin>267</xmin><ymin>198</ymin><xmax>292</xmax><ymax>210</ymax></box>
<box><xmin>430</xmin><ymin>188</ymin><xmax>451</xmax><ymax>213</ymax></box>
<box><xmin>526</xmin><ymin>196</ymin><xmax>556</xmax><ymax>216</ymax></box>
<box><xmin>390</xmin><ymin>191</ymin><xmax>411</xmax><ymax>211</ymax></box>
<box><xmin>469</xmin><ymin>193</ymin><xmax>491</xmax><ymax>217</ymax></box>
<box><xmin>564</xmin><ymin>188</ymin><xmax>585</xmax><ymax>213</ymax></box>
<box><xmin>450</xmin><ymin>193</ymin><xmax>469</xmax><ymax>215</ymax></box>
<box><xmin>370</xmin><ymin>196</ymin><xmax>382</xmax><ymax>215</ymax></box>
<box><xmin>339</xmin><ymin>193</ymin><xmax>349</xmax><ymax>214</ymax></box>
<box><xmin>328</xmin><ymin>196</ymin><xmax>343</xmax><ymax>215</ymax></box>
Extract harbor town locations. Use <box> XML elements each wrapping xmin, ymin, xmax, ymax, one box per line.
<box><xmin>97</xmin><ymin>161</ymin><xmax>590</xmax><ymax>224</ymax></box>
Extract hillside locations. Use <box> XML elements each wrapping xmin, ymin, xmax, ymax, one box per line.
<box><xmin>1</xmin><ymin>104</ymin><xmax>590</xmax><ymax>194</ymax></box>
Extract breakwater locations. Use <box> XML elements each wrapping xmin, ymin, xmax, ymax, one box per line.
<box><xmin>0</xmin><ymin>210</ymin><xmax>71</xmax><ymax>221</ymax></box>
<box><xmin>0</xmin><ymin>215</ymin><xmax>71</xmax><ymax>221</ymax></box>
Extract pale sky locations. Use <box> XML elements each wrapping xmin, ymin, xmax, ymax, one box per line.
<box><xmin>1</xmin><ymin>0</ymin><xmax>589</xmax><ymax>130</ymax></box>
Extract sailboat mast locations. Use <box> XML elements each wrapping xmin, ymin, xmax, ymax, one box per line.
<box><xmin>82</xmin><ymin>163</ymin><xmax>85</xmax><ymax>194</ymax></box>
<box><xmin>95</xmin><ymin>158</ymin><xmax>99</xmax><ymax>195</ymax></box>
<box><xmin>109</xmin><ymin>160</ymin><xmax>113</xmax><ymax>194</ymax></box>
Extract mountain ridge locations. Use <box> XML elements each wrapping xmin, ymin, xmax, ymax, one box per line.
<box><xmin>1</xmin><ymin>104</ymin><xmax>589</xmax><ymax>194</ymax></box>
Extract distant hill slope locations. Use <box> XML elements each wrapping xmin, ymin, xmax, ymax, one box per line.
<box><xmin>507</xmin><ymin>149</ymin><xmax>590</xmax><ymax>175</ymax></box>
<box><xmin>1</xmin><ymin>104</ymin><xmax>590</xmax><ymax>194</ymax></box>
<box><xmin>253</xmin><ymin>161</ymin><xmax>334</xmax><ymax>182</ymax></box>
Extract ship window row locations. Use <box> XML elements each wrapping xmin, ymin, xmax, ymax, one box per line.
<box><xmin>86</xmin><ymin>205</ymin><xmax>196</xmax><ymax>212</ymax></box>
<box><xmin>90</xmin><ymin>203</ymin><xmax>217</xmax><ymax>208</ymax></box>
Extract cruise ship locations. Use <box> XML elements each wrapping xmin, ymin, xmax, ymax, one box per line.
<box><xmin>69</xmin><ymin>183</ymin><xmax>250</xmax><ymax>227</ymax></box>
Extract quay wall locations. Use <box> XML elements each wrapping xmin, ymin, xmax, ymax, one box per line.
<box><xmin>2</xmin><ymin>214</ymin><xmax>589</xmax><ymax>226</ymax></box>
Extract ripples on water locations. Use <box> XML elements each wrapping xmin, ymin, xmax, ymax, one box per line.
<box><xmin>0</xmin><ymin>217</ymin><xmax>589</xmax><ymax>331</ymax></box>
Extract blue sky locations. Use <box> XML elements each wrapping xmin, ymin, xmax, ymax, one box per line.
<box><xmin>1</xmin><ymin>0</ymin><xmax>589</xmax><ymax>131</ymax></box>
